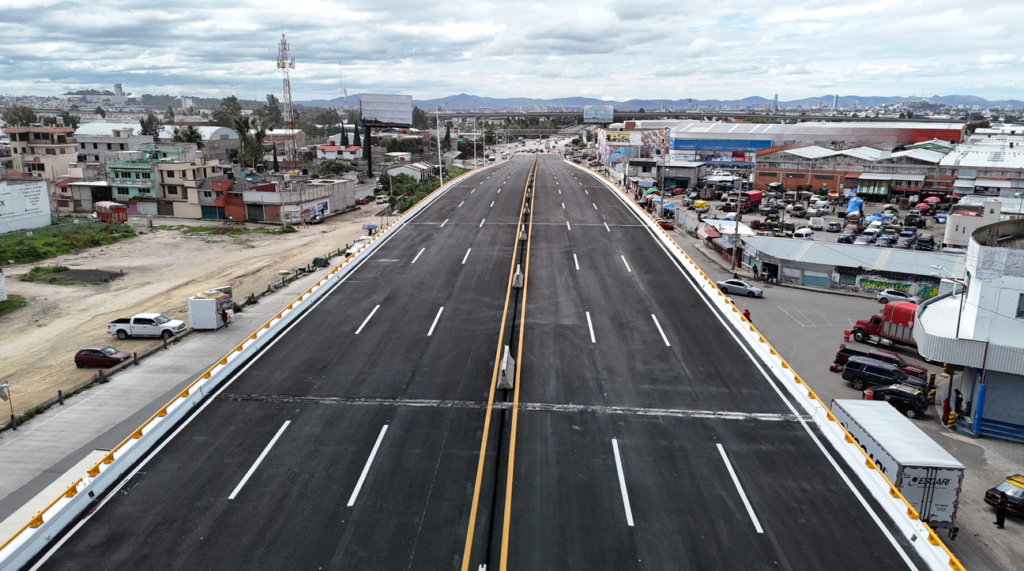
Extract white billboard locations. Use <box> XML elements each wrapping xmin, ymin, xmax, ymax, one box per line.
<box><xmin>359</xmin><ymin>94</ymin><xmax>413</xmax><ymax>127</ymax></box>
<box><xmin>0</xmin><ymin>178</ymin><xmax>51</xmax><ymax>234</ymax></box>
<box><xmin>583</xmin><ymin>105</ymin><xmax>615</xmax><ymax>123</ymax></box>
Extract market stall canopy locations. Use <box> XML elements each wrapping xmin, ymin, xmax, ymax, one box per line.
<box><xmin>644</xmin><ymin>187</ymin><xmax>660</xmax><ymax>195</ymax></box>
<box><xmin>768</xmin><ymin>182</ymin><xmax>783</xmax><ymax>188</ymax></box>
<box><xmin>662</xmin><ymin>203</ymin><xmax>678</xmax><ymax>210</ymax></box>
<box><xmin>194</xmin><ymin>289</ymin><xmax>229</xmax><ymax>300</ymax></box>
<box><xmin>362</xmin><ymin>223</ymin><xmax>378</xmax><ymax>230</ymax></box>
<box><xmin>915</xmin><ymin>203</ymin><xmax>931</xmax><ymax>210</ymax></box>
<box><xmin>924</xmin><ymin>196</ymin><xmax>941</xmax><ymax>202</ymax></box>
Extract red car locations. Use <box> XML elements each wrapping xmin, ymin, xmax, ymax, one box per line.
<box><xmin>75</xmin><ymin>345</ymin><xmax>131</xmax><ymax>368</ymax></box>
<box><xmin>355</xmin><ymin>196</ymin><xmax>369</xmax><ymax>205</ymax></box>
<box><xmin>655</xmin><ymin>218</ymin><xmax>674</xmax><ymax>230</ymax></box>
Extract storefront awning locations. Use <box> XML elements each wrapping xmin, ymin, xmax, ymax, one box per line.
<box><xmin>858</xmin><ymin>173</ymin><xmax>893</xmax><ymax>181</ymax></box>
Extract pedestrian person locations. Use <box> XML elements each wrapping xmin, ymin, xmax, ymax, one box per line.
<box><xmin>743</xmin><ymin>309</ymin><xmax>751</xmax><ymax>322</ymax></box>
<box><xmin>221</xmin><ymin>309</ymin><xmax>229</xmax><ymax>328</ymax></box>
<box><xmin>954</xmin><ymin>389</ymin><xmax>964</xmax><ymax>417</ymax></box>
<box><xmin>995</xmin><ymin>492</ymin><xmax>1008</xmax><ymax>528</ymax></box>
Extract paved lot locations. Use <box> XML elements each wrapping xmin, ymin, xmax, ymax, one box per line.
<box><xmin>671</xmin><ymin>218</ymin><xmax>1024</xmax><ymax>571</ymax></box>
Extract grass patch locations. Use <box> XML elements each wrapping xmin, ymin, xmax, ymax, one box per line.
<box><xmin>0</xmin><ymin>223</ymin><xmax>136</xmax><ymax>265</ymax></box>
<box><xmin>179</xmin><ymin>224</ymin><xmax>297</xmax><ymax>237</ymax></box>
<box><xmin>20</xmin><ymin>266</ymin><xmax>122</xmax><ymax>285</ymax></box>
<box><xmin>449</xmin><ymin>166</ymin><xmax>469</xmax><ymax>178</ymax></box>
<box><xmin>0</xmin><ymin>295</ymin><xmax>27</xmax><ymax>318</ymax></box>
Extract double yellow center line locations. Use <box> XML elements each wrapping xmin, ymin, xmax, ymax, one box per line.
<box><xmin>460</xmin><ymin>158</ymin><xmax>537</xmax><ymax>571</ymax></box>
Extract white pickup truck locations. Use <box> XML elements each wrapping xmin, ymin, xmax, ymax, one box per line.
<box><xmin>107</xmin><ymin>313</ymin><xmax>187</xmax><ymax>340</ymax></box>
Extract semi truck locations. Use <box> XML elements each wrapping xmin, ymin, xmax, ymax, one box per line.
<box><xmin>851</xmin><ymin>301</ymin><xmax>917</xmax><ymax>348</ymax></box>
<box><xmin>830</xmin><ymin>399</ymin><xmax>964</xmax><ymax>538</ymax></box>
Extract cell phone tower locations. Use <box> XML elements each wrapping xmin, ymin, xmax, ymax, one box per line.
<box><xmin>277</xmin><ymin>34</ymin><xmax>297</xmax><ymax>160</ymax></box>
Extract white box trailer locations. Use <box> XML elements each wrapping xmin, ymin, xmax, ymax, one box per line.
<box><xmin>830</xmin><ymin>399</ymin><xmax>965</xmax><ymax>538</ymax></box>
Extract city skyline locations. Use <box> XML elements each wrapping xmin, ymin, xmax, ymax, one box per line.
<box><xmin>2</xmin><ymin>1</ymin><xmax>1023</xmax><ymax>102</ymax></box>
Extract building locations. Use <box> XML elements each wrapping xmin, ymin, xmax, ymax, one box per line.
<box><xmin>0</xmin><ymin>175</ymin><xmax>50</xmax><ymax>233</ymax></box>
<box><xmin>152</xmin><ymin>148</ymin><xmax>224</xmax><ymax>217</ymax></box>
<box><xmin>386</xmin><ymin>162</ymin><xmax>436</xmax><ymax>182</ymax></box>
<box><xmin>240</xmin><ymin>176</ymin><xmax>356</xmax><ymax>223</ymax></box>
<box><xmin>2</xmin><ymin>123</ymin><xmax>77</xmax><ymax>180</ymax></box>
<box><xmin>736</xmin><ymin>235</ymin><xmax>964</xmax><ymax>297</ymax></box>
<box><xmin>74</xmin><ymin>123</ymin><xmax>240</xmax><ymax>162</ymax></box>
<box><xmin>942</xmin><ymin>200</ymin><xmax>1004</xmax><ymax>249</ymax></box>
<box><xmin>916</xmin><ymin>218</ymin><xmax>1024</xmax><ymax>442</ymax></box>
<box><xmin>753</xmin><ymin>144</ymin><xmax>951</xmax><ymax>197</ymax></box>
<box><xmin>669</xmin><ymin>121</ymin><xmax>966</xmax><ymax>169</ymax></box>
<box><xmin>316</xmin><ymin>144</ymin><xmax>362</xmax><ymax>160</ymax></box>
<box><xmin>74</xmin><ymin>127</ymin><xmax>153</xmax><ymax>168</ymax></box>
<box><xmin>264</xmin><ymin>129</ymin><xmax>306</xmax><ymax>158</ymax></box>
<box><xmin>938</xmin><ymin>131</ymin><xmax>1024</xmax><ymax>198</ymax></box>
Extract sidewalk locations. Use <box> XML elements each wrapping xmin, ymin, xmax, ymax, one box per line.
<box><xmin>0</xmin><ymin>267</ymin><xmax>331</xmax><ymax>525</ymax></box>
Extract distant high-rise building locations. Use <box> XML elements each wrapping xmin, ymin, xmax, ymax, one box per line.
<box><xmin>114</xmin><ymin>84</ymin><xmax>123</xmax><ymax>97</ymax></box>
<box><xmin>773</xmin><ymin>94</ymin><xmax>778</xmax><ymax>112</ymax></box>
<box><xmin>833</xmin><ymin>94</ymin><xmax>839</xmax><ymax>109</ymax></box>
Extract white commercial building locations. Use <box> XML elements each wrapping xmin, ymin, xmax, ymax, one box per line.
<box><xmin>916</xmin><ymin>218</ymin><xmax>1024</xmax><ymax>442</ymax></box>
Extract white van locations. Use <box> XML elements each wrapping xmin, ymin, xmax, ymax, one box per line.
<box><xmin>375</xmin><ymin>195</ymin><xmax>389</xmax><ymax>205</ymax></box>
<box><xmin>809</xmin><ymin>217</ymin><xmax>825</xmax><ymax>231</ymax></box>
<box><xmin>793</xmin><ymin>227</ymin><xmax>814</xmax><ymax>240</ymax></box>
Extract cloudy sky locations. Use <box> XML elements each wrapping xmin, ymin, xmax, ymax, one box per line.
<box><xmin>2</xmin><ymin>0</ymin><xmax>1023</xmax><ymax>102</ymax></box>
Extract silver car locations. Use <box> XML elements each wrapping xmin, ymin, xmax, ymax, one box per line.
<box><xmin>875</xmin><ymin>289</ymin><xmax>921</xmax><ymax>304</ymax></box>
<box><xmin>717</xmin><ymin>279</ymin><xmax>763</xmax><ymax>298</ymax></box>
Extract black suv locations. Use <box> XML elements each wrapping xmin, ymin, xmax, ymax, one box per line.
<box><xmin>841</xmin><ymin>357</ymin><xmax>926</xmax><ymax>391</ymax></box>
<box><xmin>865</xmin><ymin>384</ymin><xmax>929</xmax><ymax>418</ymax></box>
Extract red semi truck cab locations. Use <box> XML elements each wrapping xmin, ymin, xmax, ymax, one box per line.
<box><xmin>852</xmin><ymin>302</ymin><xmax>918</xmax><ymax>348</ymax></box>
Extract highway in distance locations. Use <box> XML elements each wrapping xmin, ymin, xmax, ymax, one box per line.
<box><xmin>28</xmin><ymin>155</ymin><xmax>928</xmax><ymax>571</ymax></box>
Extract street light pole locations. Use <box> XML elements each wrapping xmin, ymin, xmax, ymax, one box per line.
<box><xmin>436</xmin><ymin>103</ymin><xmax>447</xmax><ymax>188</ymax></box>
<box><xmin>932</xmin><ymin>265</ymin><xmax>966</xmax><ymax>339</ymax></box>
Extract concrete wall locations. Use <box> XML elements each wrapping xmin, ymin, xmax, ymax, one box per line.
<box><xmin>943</xmin><ymin>201</ymin><xmax>1001</xmax><ymax>248</ymax></box>
<box><xmin>0</xmin><ymin>178</ymin><xmax>51</xmax><ymax>233</ymax></box>
<box><xmin>961</xmin><ymin>220</ymin><xmax>1024</xmax><ymax>344</ymax></box>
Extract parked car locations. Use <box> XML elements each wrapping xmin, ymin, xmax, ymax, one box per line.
<box><xmin>838</xmin><ymin>231</ymin><xmax>856</xmax><ymax>244</ymax></box>
<box><xmin>307</xmin><ymin>213</ymin><xmax>324</xmax><ymax>225</ymax></box>
<box><xmin>985</xmin><ymin>475</ymin><xmax>1024</xmax><ymax>517</ymax></box>
<box><xmin>864</xmin><ymin>384</ymin><xmax>930</xmax><ymax>418</ymax></box>
<box><xmin>894</xmin><ymin>237</ymin><xmax>914</xmax><ymax>249</ymax></box>
<box><xmin>793</xmin><ymin>227</ymin><xmax>814</xmax><ymax>239</ymax></box>
<box><xmin>841</xmin><ymin>356</ymin><xmax>923</xmax><ymax>391</ymax></box>
<box><xmin>655</xmin><ymin>218</ymin><xmax>674</xmax><ymax>230</ymax></box>
<box><xmin>833</xmin><ymin>344</ymin><xmax>928</xmax><ymax>378</ymax></box>
<box><xmin>874</xmin><ymin>236</ymin><xmax>892</xmax><ymax>248</ymax></box>
<box><xmin>355</xmin><ymin>196</ymin><xmax>369</xmax><ymax>205</ymax></box>
<box><xmin>875</xmin><ymin>289</ymin><xmax>921</xmax><ymax>304</ymax></box>
<box><xmin>826</xmin><ymin>221</ymin><xmax>843</xmax><ymax>233</ymax></box>
<box><xmin>933</xmin><ymin>213</ymin><xmax>947</xmax><ymax>224</ymax></box>
<box><xmin>74</xmin><ymin>345</ymin><xmax>131</xmax><ymax>368</ymax></box>
<box><xmin>861</xmin><ymin>228</ymin><xmax>880</xmax><ymax>243</ymax></box>
<box><xmin>716</xmin><ymin>279</ymin><xmax>763</xmax><ymax>298</ymax></box>
<box><xmin>107</xmin><ymin>313</ymin><xmax>187</xmax><ymax>340</ymax></box>
<box><xmin>916</xmin><ymin>234</ymin><xmax>935</xmax><ymax>251</ymax></box>
<box><xmin>788</xmin><ymin>204</ymin><xmax>807</xmax><ymax>218</ymax></box>
<box><xmin>764</xmin><ymin>211</ymin><xmax>780</xmax><ymax>222</ymax></box>
<box><xmin>853</xmin><ymin>235</ymin><xmax>872</xmax><ymax>246</ymax></box>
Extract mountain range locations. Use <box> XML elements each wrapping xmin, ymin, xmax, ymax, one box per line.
<box><xmin>296</xmin><ymin>93</ymin><xmax>1024</xmax><ymax>110</ymax></box>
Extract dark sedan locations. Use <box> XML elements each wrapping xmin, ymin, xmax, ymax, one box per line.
<box><xmin>75</xmin><ymin>345</ymin><xmax>131</xmax><ymax>368</ymax></box>
<box><xmin>985</xmin><ymin>475</ymin><xmax>1024</xmax><ymax>517</ymax></box>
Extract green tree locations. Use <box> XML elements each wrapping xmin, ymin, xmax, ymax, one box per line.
<box><xmin>69</xmin><ymin>103</ymin><xmax>80</xmax><ymax>111</ymax></box>
<box><xmin>211</xmin><ymin>95</ymin><xmax>242</xmax><ymax>127</ymax></box>
<box><xmin>254</xmin><ymin>95</ymin><xmax>283</xmax><ymax>129</ymax></box>
<box><xmin>272</xmin><ymin>143</ymin><xmax>279</xmax><ymax>171</ymax></box>
<box><xmin>314</xmin><ymin>159</ymin><xmax>355</xmax><ymax>178</ymax></box>
<box><xmin>338</xmin><ymin>124</ymin><xmax>347</xmax><ymax>145</ymax></box>
<box><xmin>166</xmin><ymin>106</ymin><xmax>176</xmax><ymax>124</ymax></box>
<box><xmin>412</xmin><ymin>106</ymin><xmax>430</xmax><ymax>130</ymax></box>
<box><xmin>139</xmin><ymin>111</ymin><xmax>162</xmax><ymax>138</ymax></box>
<box><xmin>443</xmin><ymin>124</ymin><xmax>451</xmax><ymax>152</ymax></box>
<box><xmin>231</xmin><ymin>116</ymin><xmax>268</xmax><ymax>168</ymax></box>
<box><xmin>43</xmin><ymin>110</ymin><xmax>80</xmax><ymax>129</ymax></box>
<box><xmin>1</xmin><ymin>105</ymin><xmax>37</xmax><ymax>126</ymax></box>
<box><xmin>94</xmin><ymin>106</ymin><xmax>106</xmax><ymax>118</ymax></box>
<box><xmin>171</xmin><ymin>125</ymin><xmax>205</xmax><ymax>149</ymax></box>
<box><xmin>352</xmin><ymin>123</ymin><xmax>361</xmax><ymax>146</ymax></box>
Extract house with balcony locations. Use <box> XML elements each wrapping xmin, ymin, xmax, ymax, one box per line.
<box><xmin>916</xmin><ymin>218</ymin><xmax>1024</xmax><ymax>442</ymax></box>
<box><xmin>2</xmin><ymin>122</ymin><xmax>77</xmax><ymax>180</ymax></box>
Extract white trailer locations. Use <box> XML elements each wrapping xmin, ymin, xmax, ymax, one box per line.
<box><xmin>830</xmin><ymin>399</ymin><xmax>965</xmax><ymax>539</ymax></box>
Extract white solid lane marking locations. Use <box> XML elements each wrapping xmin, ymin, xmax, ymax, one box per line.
<box><xmin>440</xmin><ymin>218</ymin><xmax>449</xmax><ymax>228</ymax></box>
<box><xmin>585</xmin><ymin>311</ymin><xmax>595</xmax><ymax>343</ymax></box>
<box><xmin>566</xmin><ymin>220</ymin><xmax>571</xmax><ymax>231</ymax></box>
<box><xmin>347</xmin><ymin>424</ymin><xmax>389</xmax><ymax>507</ymax></box>
<box><xmin>480</xmin><ymin>218</ymin><xmax>486</xmax><ymax>227</ymax></box>
<box><xmin>471</xmin><ymin>188</ymin><xmax>476</xmax><ymax>193</ymax></box>
<box><xmin>621</xmin><ymin>255</ymin><xmax>632</xmax><ymax>273</ymax></box>
<box><xmin>573</xmin><ymin>253</ymin><xmax>579</xmax><ymax>271</ymax></box>
<box><xmin>651</xmin><ymin>314</ymin><xmax>670</xmax><ymax>346</ymax></box>
<box><xmin>427</xmin><ymin>306</ymin><xmax>444</xmax><ymax>336</ymax></box>
<box><xmin>558</xmin><ymin>189</ymin><xmax>561</xmax><ymax>194</ymax></box>
<box><xmin>717</xmin><ymin>443</ymin><xmax>763</xmax><ymax>533</ymax></box>
<box><xmin>497</xmin><ymin>188</ymin><xmax>501</xmax><ymax>193</ymax></box>
<box><xmin>355</xmin><ymin>305</ymin><xmax>381</xmax><ymax>335</ymax></box>
<box><xmin>585</xmin><ymin>190</ymin><xmax>589</xmax><ymax>195</ymax></box>
<box><xmin>612</xmin><ymin>439</ymin><xmax>635</xmax><ymax>526</ymax></box>
<box><xmin>593</xmin><ymin>202</ymin><xmax>597</xmax><ymax>209</ymax></box>
<box><xmin>411</xmin><ymin>248</ymin><xmax>425</xmax><ymax>264</ymax></box>
<box><xmin>604</xmin><ymin>222</ymin><xmax>610</xmax><ymax>232</ymax></box>
<box><xmin>562</xmin><ymin>202</ymin><xmax>565</xmax><ymax>209</ymax></box>
<box><xmin>458</xmin><ymin>201</ymin><xmax>464</xmax><ymax>207</ymax></box>
<box><xmin>229</xmin><ymin>421</ymin><xmax>291</xmax><ymax>500</ymax></box>
<box><xmin>462</xmin><ymin>248</ymin><xmax>472</xmax><ymax>265</ymax></box>
<box><xmin>490</xmin><ymin>201</ymin><xmax>495</xmax><ymax>208</ymax></box>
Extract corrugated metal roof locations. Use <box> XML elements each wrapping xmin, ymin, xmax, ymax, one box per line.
<box><xmin>837</xmin><ymin>147</ymin><xmax>889</xmax><ymax>161</ymax></box>
<box><xmin>939</xmin><ymin>137</ymin><xmax>1024</xmax><ymax>168</ymax></box>
<box><xmin>671</xmin><ymin>121</ymin><xmax>964</xmax><ymax>138</ymax></box>
<box><xmin>741</xmin><ymin>236</ymin><xmax>966</xmax><ymax>277</ymax></box>
<box><xmin>781</xmin><ymin>146</ymin><xmax>834</xmax><ymax>159</ymax></box>
<box><xmin>890</xmin><ymin>148</ymin><xmax>945</xmax><ymax>163</ymax></box>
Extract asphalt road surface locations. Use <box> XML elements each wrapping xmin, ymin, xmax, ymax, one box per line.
<box><xmin>32</xmin><ymin>155</ymin><xmax>929</xmax><ymax>571</ymax></box>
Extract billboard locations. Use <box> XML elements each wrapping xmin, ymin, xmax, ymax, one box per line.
<box><xmin>0</xmin><ymin>179</ymin><xmax>50</xmax><ymax>234</ymax></box>
<box><xmin>583</xmin><ymin>105</ymin><xmax>614</xmax><ymax>123</ymax></box>
<box><xmin>359</xmin><ymin>94</ymin><xmax>413</xmax><ymax>127</ymax></box>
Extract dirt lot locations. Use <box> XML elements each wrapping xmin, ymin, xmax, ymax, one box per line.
<box><xmin>0</xmin><ymin>208</ymin><xmax>384</xmax><ymax>415</ymax></box>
